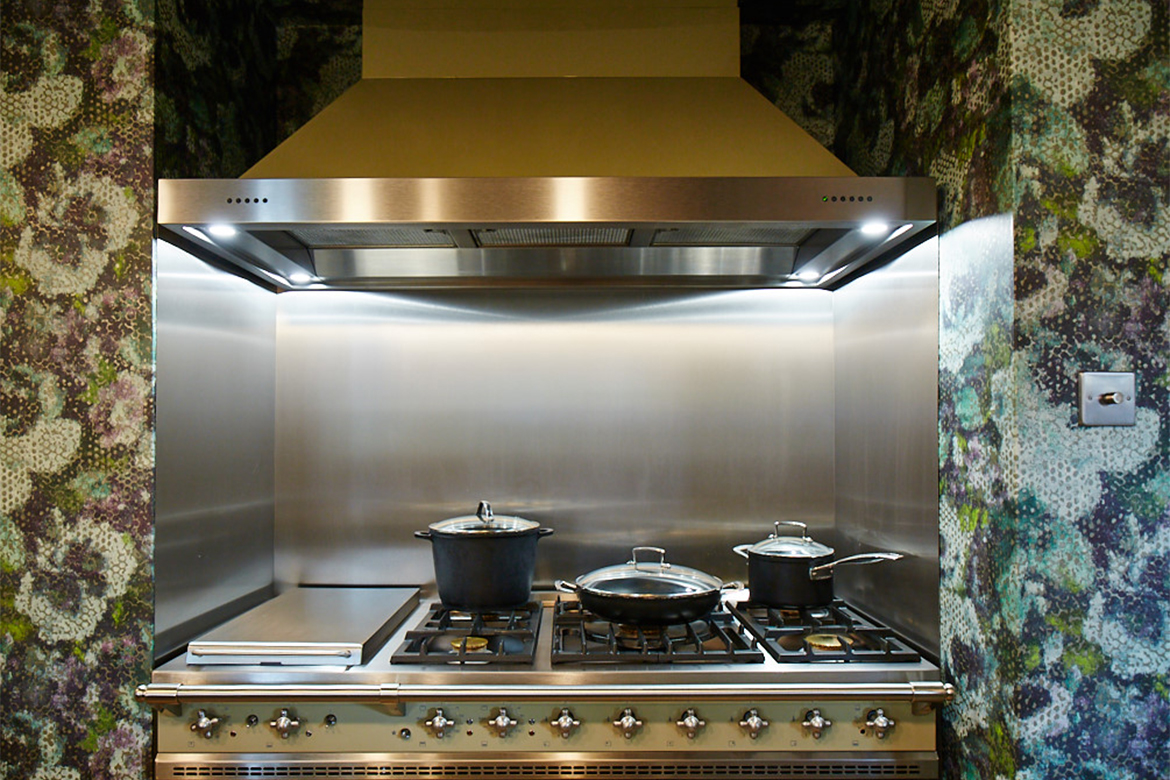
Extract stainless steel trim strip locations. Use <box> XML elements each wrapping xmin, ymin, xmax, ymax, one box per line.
<box><xmin>187</xmin><ymin>645</ymin><xmax>355</xmax><ymax>658</ymax></box>
<box><xmin>158</xmin><ymin>177</ymin><xmax>938</xmax><ymax>227</ymax></box>
<box><xmin>137</xmin><ymin>681</ymin><xmax>955</xmax><ymax>708</ymax></box>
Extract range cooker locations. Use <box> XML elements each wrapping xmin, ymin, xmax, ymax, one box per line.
<box><xmin>139</xmin><ymin>587</ymin><xmax>953</xmax><ymax>779</ymax></box>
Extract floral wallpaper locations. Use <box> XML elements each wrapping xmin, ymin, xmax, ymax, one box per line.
<box><xmin>2</xmin><ymin>1</ymin><xmax>1164</xmax><ymax>778</ymax></box>
<box><xmin>751</xmin><ymin>1</ymin><xmax>1167</xmax><ymax>778</ymax></box>
<box><xmin>1</xmin><ymin>0</ymin><xmax>156</xmax><ymax>778</ymax></box>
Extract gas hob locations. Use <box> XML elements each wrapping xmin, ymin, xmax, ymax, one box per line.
<box><xmin>142</xmin><ymin>588</ymin><xmax>952</xmax><ymax>779</ymax></box>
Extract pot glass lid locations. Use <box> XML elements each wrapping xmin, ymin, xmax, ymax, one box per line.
<box><xmin>429</xmin><ymin>501</ymin><xmax>540</xmax><ymax>535</ymax></box>
<box><xmin>748</xmin><ymin>521</ymin><xmax>834</xmax><ymax>558</ymax></box>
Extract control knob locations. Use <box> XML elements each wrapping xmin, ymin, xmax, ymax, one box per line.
<box><xmin>425</xmin><ymin>709</ymin><xmax>455</xmax><ymax>739</ymax></box>
<box><xmin>738</xmin><ymin>709</ymin><xmax>769</xmax><ymax>740</ymax></box>
<box><xmin>486</xmin><ymin>708</ymin><xmax>518</xmax><ymax>737</ymax></box>
<box><xmin>268</xmin><ymin>709</ymin><xmax>301</xmax><ymax>739</ymax></box>
<box><xmin>553</xmin><ymin>708</ymin><xmax>581</xmax><ymax>739</ymax></box>
<box><xmin>613</xmin><ymin>708</ymin><xmax>643</xmax><ymax>739</ymax></box>
<box><xmin>676</xmin><ymin>708</ymin><xmax>706</xmax><ymax>739</ymax></box>
<box><xmin>801</xmin><ymin>709</ymin><xmax>832</xmax><ymax>739</ymax></box>
<box><xmin>865</xmin><ymin>708</ymin><xmax>895</xmax><ymax>739</ymax></box>
<box><xmin>190</xmin><ymin>710</ymin><xmax>221</xmax><ymax>739</ymax></box>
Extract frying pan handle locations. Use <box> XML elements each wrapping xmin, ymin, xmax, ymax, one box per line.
<box><xmin>554</xmin><ymin>579</ymin><xmax>579</xmax><ymax>593</ymax></box>
<box><xmin>732</xmin><ymin>544</ymin><xmax>753</xmax><ymax>560</ymax></box>
<box><xmin>414</xmin><ymin>530</ymin><xmax>432</xmax><ymax>540</ymax></box>
<box><xmin>809</xmin><ymin>552</ymin><xmax>903</xmax><ymax>581</ymax></box>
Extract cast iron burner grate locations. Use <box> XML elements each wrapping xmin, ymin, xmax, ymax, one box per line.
<box><xmin>391</xmin><ymin>602</ymin><xmax>540</xmax><ymax>665</ymax></box>
<box><xmin>551</xmin><ymin>598</ymin><xmax>765</xmax><ymax>664</ymax></box>
<box><xmin>726</xmin><ymin>600</ymin><xmax>921</xmax><ymax>663</ymax></box>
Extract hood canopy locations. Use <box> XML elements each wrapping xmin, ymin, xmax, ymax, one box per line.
<box><xmin>158</xmin><ymin>1</ymin><xmax>935</xmax><ymax>290</ymax></box>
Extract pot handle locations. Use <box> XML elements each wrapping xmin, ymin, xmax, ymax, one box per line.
<box><xmin>809</xmin><ymin>552</ymin><xmax>903</xmax><ymax>581</ymax></box>
<box><xmin>773</xmin><ymin>520</ymin><xmax>808</xmax><ymax>538</ymax></box>
<box><xmin>732</xmin><ymin>543</ymin><xmax>753</xmax><ymax>560</ymax></box>
<box><xmin>630</xmin><ymin>546</ymin><xmax>669</xmax><ymax>570</ymax></box>
<box><xmin>553</xmin><ymin>579</ymin><xmax>579</xmax><ymax>593</ymax></box>
<box><xmin>414</xmin><ymin>530</ymin><xmax>432</xmax><ymax>540</ymax></box>
<box><xmin>538</xmin><ymin>528</ymin><xmax>555</xmax><ymax>538</ymax></box>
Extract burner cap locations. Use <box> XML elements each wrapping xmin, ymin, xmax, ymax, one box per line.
<box><xmin>805</xmin><ymin>633</ymin><xmax>853</xmax><ymax>650</ymax></box>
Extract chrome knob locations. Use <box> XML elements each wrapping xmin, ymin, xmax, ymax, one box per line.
<box><xmin>425</xmin><ymin>708</ymin><xmax>456</xmax><ymax>739</ymax></box>
<box><xmin>268</xmin><ymin>709</ymin><xmax>301</xmax><ymax>739</ymax></box>
<box><xmin>553</xmin><ymin>708</ymin><xmax>581</xmax><ymax>739</ymax></box>
<box><xmin>676</xmin><ymin>708</ymin><xmax>706</xmax><ymax>739</ymax></box>
<box><xmin>486</xmin><ymin>708</ymin><xmax>518</xmax><ymax>737</ymax></box>
<box><xmin>738</xmin><ymin>708</ymin><xmax>769</xmax><ymax>740</ymax></box>
<box><xmin>613</xmin><ymin>708</ymin><xmax>643</xmax><ymax>739</ymax></box>
<box><xmin>801</xmin><ymin>708</ymin><xmax>832</xmax><ymax>739</ymax></box>
<box><xmin>190</xmin><ymin>710</ymin><xmax>221</xmax><ymax>739</ymax></box>
<box><xmin>865</xmin><ymin>708</ymin><xmax>895</xmax><ymax>739</ymax></box>
<box><xmin>324</xmin><ymin>714</ymin><xmax>338</xmax><ymax>727</ymax></box>
<box><xmin>245</xmin><ymin>714</ymin><xmax>259</xmax><ymax>727</ymax></box>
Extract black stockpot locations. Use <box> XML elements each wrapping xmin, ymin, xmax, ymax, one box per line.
<box><xmin>733</xmin><ymin>521</ymin><xmax>902</xmax><ymax>607</ymax></box>
<box><xmin>415</xmin><ymin>501</ymin><xmax>553</xmax><ymax>609</ymax></box>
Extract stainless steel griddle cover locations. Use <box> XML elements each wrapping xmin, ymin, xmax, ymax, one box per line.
<box><xmin>185</xmin><ymin>587</ymin><xmax>418</xmax><ymax>666</ymax></box>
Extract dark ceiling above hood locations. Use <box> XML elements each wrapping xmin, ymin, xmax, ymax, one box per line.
<box><xmin>156</xmin><ymin>2</ymin><xmax>936</xmax><ymax>291</ymax></box>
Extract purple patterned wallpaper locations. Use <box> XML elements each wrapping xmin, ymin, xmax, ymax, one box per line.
<box><xmin>1</xmin><ymin>0</ymin><xmax>156</xmax><ymax>777</ymax></box>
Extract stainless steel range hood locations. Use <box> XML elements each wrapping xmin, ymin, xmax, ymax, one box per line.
<box><xmin>157</xmin><ymin>1</ymin><xmax>935</xmax><ymax>290</ymax></box>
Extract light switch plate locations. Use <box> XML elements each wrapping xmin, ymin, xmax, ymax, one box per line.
<box><xmin>1078</xmin><ymin>371</ymin><xmax>1136</xmax><ymax>426</ymax></box>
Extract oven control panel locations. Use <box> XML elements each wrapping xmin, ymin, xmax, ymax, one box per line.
<box><xmin>157</xmin><ymin>700</ymin><xmax>936</xmax><ymax>753</ymax></box>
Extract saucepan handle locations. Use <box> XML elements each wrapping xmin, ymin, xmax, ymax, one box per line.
<box><xmin>809</xmin><ymin>552</ymin><xmax>902</xmax><ymax>581</ymax></box>
<box><xmin>414</xmin><ymin>530</ymin><xmax>432</xmax><ymax>540</ymax></box>
<box><xmin>554</xmin><ymin>579</ymin><xmax>579</xmax><ymax>593</ymax></box>
<box><xmin>732</xmin><ymin>543</ymin><xmax>753</xmax><ymax>560</ymax></box>
<box><xmin>538</xmin><ymin>528</ymin><xmax>555</xmax><ymax>538</ymax></box>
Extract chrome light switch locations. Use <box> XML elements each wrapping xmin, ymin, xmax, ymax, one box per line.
<box><xmin>1078</xmin><ymin>372</ymin><xmax>1136</xmax><ymax>426</ymax></box>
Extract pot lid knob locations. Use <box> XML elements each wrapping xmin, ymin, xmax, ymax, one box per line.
<box><xmin>477</xmin><ymin>500</ymin><xmax>494</xmax><ymax>526</ymax></box>
<box><xmin>773</xmin><ymin>520</ymin><xmax>809</xmax><ymax>539</ymax></box>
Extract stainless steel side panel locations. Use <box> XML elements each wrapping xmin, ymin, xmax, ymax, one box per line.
<box><xmin>832</xmin><ymin>238</ymin><xmax>940</xmax><ymax>656</ymax></box>
<box><xmin>273</xmin><ymin>289</ymin><xmax>836</xmax><ymax>589</ymax></box>
<box><xmin>155</xmin><ymin>241</ymin><xmax>277</xmax><ymax>658</ymax></box>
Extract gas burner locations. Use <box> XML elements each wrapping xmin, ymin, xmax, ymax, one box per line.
<box><xmin>391</xmin><ymin>601</ymin><xmax>540</xmax><ymax>665</ymax></box>
<box><xmin>727</xmin><ymin>600</ymin><xmax>922</xmax><ymax>663</ymax></box>
<box><xmin>552</xmin><ymin>598</ymin><xmax>764</xmax><ymax>664</ymax></box>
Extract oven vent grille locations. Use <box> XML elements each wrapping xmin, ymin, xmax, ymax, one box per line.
<box><xmin>165</xmin><ymin>762</ymin><xmax>926</xmax><ymax>778</ymax></box>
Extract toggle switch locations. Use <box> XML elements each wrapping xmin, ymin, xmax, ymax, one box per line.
<box><xmin>1078</xmin><ymin>372</ymin><xmax>1136</xmax><ymax>426</ymax></box>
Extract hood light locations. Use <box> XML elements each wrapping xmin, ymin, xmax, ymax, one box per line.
<box><xmin>207</xmin><ymin>224</ymin><xmax>238</xmax><ymax>238</ymax></box>
<box><xmin>861</xmin><ymin>222</ymin><xmax>889</xmax><ymax>235</ymax></box>
<box><xmin>288</xmin><ymin>272</ymin><xmax>314</xmax><ymax>285</ymax></box>
<box><xmin>181</xmin><ymin>226</ymin><xmax>212</xmax><ymax>243</ymax></box>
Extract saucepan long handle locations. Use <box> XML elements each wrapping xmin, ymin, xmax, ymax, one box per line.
<box><xmin>809</xmin><ymin>552</ymin><xmax>902</xmax><ymax>581</ymax></box>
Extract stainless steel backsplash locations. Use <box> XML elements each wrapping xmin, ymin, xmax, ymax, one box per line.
<box><xmin>155</xmin><ymin>241</ymin><xmax>939</xmax><ymax>656</ymax></box>
<box><xmin>273</xmin><ymin>289</ymin><xmax>837</xmax><ymax>590</ymax></box>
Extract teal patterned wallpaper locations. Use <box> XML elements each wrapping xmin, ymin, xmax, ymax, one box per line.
<box><xmin>1</xmin><ymin>0</ymin><xmax>156</xmax><ymax>777</ymax></box>
<box><xmin>750</xmin><ymin>2</ymin><xmax>1167</xmax><ymax>778</ymax></box>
